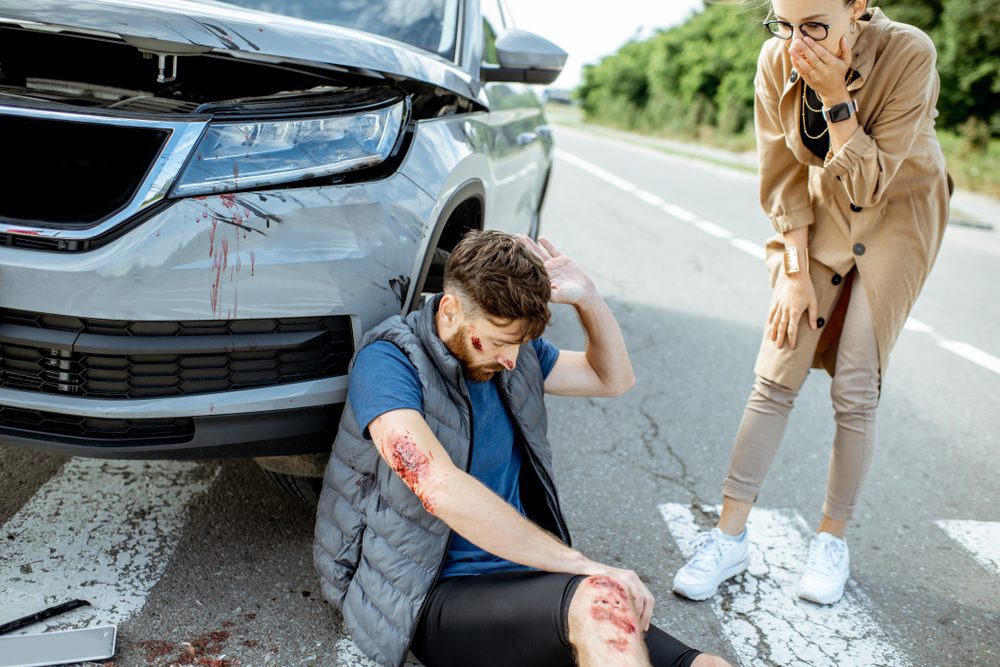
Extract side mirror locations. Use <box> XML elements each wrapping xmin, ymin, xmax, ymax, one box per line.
<box><xmin>480</xmin><ymin>29</ymin><xmax>567</xmax><ymax>85</ymax></box>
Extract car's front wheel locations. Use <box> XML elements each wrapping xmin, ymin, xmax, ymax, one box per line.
<box><xmin>259</xmin><ymin>467</ymin><xmax>323</xmax><ymax>505</ymax></box>
<box><xmin>254</xmin><ymin>454</ymin><xmax>328</xmax><ymax>505</ymax></box>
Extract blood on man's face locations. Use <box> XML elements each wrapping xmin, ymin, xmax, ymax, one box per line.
<box><xmin>445</xmin><ymin>318</ymin><xmax>527</xmax><ymax>382</ymax></box>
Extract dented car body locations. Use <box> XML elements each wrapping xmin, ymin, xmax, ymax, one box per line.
<box><xmin>0</xmin><ymin>0</ymin><xmax>564</xmax><ymax>479</ymax></box>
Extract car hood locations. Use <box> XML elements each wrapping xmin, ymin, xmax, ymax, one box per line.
<box><xmin>0</xmin><ymin>0</ymin><xmax>480</xmax><ymax>100</ymax></box>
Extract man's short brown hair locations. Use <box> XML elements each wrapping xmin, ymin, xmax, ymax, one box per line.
<box><xmin>443</xmin><ymin>230</ymin><xmax>551</xmax><ymax>340</ymax></box>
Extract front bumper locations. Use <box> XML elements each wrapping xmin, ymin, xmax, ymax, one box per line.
<box><xmin>0</xmin><ymin>170</ymin><xmax>436</xmax><ymax>456</ymax></box>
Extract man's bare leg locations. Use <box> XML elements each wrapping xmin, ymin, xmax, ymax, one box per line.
<box><xmin>568</xmin><ymin>576</ymin><xmax>650</xmax><ymax>667</ymax></box>
<box><xmin>693</xmin><ymin>653</ymin><xmax>735</xmax><ymax>666</ymax></box>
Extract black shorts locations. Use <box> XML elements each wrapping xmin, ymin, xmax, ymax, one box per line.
<box><xmin>411</xmin><ymin>570</ymin><xmax>701</xmax><ymax>667</ymax></box>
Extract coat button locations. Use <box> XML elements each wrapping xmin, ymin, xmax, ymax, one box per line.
<box><xmin>853</xmin><ymin>243</ymin><xmax>866</xmax><ymax>256</ymax></box>
<box><xmin>832</xmin><ymin>274</ymin><xmax>842</xmax><ymax>285</ymax></box>
<box><xmin>790</xmin><ymin>70</ymin><xmax>798</xmax><ymax>83</ymax></box>
<box><xmin>850</xmin><ymin>203</ymin><xmax>863</xmax><ymax>212</ymax></box>
<box><xmin>817</xmin><ymin>317</ymin><xmax>826</xmax><ymax>328</ymax></box>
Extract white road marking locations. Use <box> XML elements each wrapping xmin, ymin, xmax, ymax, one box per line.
<box><xmin>936</xmin><ymin>340</ymin><xmax>1000</xmax><ymax>376</ymax></box>
<box><xmin>694</xmin><ymin>220</ymin><xmax>733</xmax><ymax>238</ymax></box>
<box><xmin>635</xmin><ymin>190</ymin><xmax>666</xmax><ymax>207</ymax></box>
<box><xmin>556</xmin><ymin>148</ymin><xmax>998</xmax><ymax>379</ymax></box>
<box><xmin>334</xmin><ymin>636</ymin><xmax>421</xmax><ymax>666</ymax></box>
<box><xmin>0</xmin><ymin>459</ymin><xmax>218</xmax><ymax>633</ymax></box>
<box><xmin>903</xmin><ymin>317</ymin><xmax>935</xmax><ymax>333</ymax></box>
<box><xmin>552</xmin><ymin>123</ymin><xmax>759</xmax><ymax>183</ymax></box>
<box><xmin>553</xmin><ymin>148</ymin><xmax>637</xmax><ymax>193</ymax></box>
<box><xmin>659</xmin><ymin>503</ymin><xmax>910</xmax><ymax>667</ymax></box>
<box><xmin>936</xmin><ymin>520</ymin><xmax>1000</xmax><ymax>575</ymax></box>
<box><xmin>661</xmin><ymin>203</ymin><xmax>699</xmax><ymax>223</ymax></box>
<box><xmin>902</xmin><ymin>318</ymin><xmax>1000</xmax><ymax>376</ymax></box>
<box><xmin>730</xmin><ymin>238</ymin><xmax>766</xmax><ymax>259</ymax></box>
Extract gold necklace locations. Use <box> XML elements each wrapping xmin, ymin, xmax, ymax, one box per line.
<box><xmin>800</xmin><ymin>84</ymin><xmax>828</xmax><ymax>140</ymax></box>
<box><xmin>803</xmin><ymin>85</ymin><xmax>824</xmax><ymax>112</ymax></box>
<box><xmin>800</xmin><ymin>68</ymin><xmax>857</xmax><ymax>140</ymax></box>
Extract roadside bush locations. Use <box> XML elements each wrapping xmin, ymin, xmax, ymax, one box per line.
<box><xmin>578</xmin><ymin>0</ymin><xmax>998</xmax><ymax>139</ymax></box>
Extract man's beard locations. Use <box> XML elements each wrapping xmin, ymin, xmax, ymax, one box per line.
<box><xmin>445</xmin><ymin>325</ymin><xmax>504</xmax><ymax>382</ymax></box>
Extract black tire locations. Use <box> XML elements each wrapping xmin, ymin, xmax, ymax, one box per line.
<box><xmin>260</xmin><ymin>468</ymin><xmax>322</xmax><ymax>505</ymax></box>
<box><xmin>422</xmin><ymin>246</ymin><xmax>451</xmax><ymax>294</ymax></box>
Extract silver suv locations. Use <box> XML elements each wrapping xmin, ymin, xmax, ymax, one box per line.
<box><xmin>0</xmin><ymin>0</ymin><xmax>564</xmax><ymax>496</ymax></box>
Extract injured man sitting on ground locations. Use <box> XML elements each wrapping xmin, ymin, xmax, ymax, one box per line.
<box><xmin>314</xmin><ymin>230</ymin><xmax>731</xmax><ymax>667</ymax></box>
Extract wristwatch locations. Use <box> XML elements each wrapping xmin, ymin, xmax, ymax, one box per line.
<box><xmin>783</xmin><ymin>246</ymin><xmax>809</xmax><ymax>275</ymax></box>
<box><xmin>822</xmin><ymin>98</ymin><xmax>859</xmax><ymax>123</ymax></box>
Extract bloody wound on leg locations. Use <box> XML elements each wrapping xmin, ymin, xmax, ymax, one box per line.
<box><xmin>587</xmin><ymin>576</ymin><xmax>637</xmax><ymax>652</ymax></box>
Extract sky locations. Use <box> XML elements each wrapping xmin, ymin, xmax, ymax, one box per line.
<box><xmin>502</xmin><ymin>0</ymin><xmax>706</xmax><ymax>90</ymax></box>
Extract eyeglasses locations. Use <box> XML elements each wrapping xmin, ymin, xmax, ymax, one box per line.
<box><xmin>763</xmin><ymin>1</ymin><xmax>853</xmax><ymax>41</ymax></box>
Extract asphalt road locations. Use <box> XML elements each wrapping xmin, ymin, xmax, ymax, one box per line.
<box><xmin>1</xmin><ymin>123</ymin><xmax>997</xmax><ymax>667</ymax></box>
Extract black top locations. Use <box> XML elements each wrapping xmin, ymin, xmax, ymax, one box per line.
<box><xmin>800</xmin><ymin>70</ymin><xmax>861</xmax><ymax>160</ymax></box>
<box><xmin>800</xmin><ymin>84</ymin><xmax>830</xmax><ymax>159</ymax></box>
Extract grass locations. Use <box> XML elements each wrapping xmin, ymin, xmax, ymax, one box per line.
<box><xmin>937</xmin><ymin>131</ymin><xmax>1000</xmax><ymax>198</ymax></box>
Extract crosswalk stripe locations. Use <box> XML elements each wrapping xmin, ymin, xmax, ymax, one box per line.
<box><xmin>0</xmin><ymin>459</ymin><xmax>218</xmax><ymax>633</ymax></box>
<box><xmin>935</xmin><ymin>520</ymin><xmax>1000</xmax><ymax>575</ymax></box>
<box><xmin>333</xmin><ymin>636</ymin><xmax>421</xmax><ymax>667</ymax></box>
<box><xmin>659</xmin><ymin>503</ymin><xmax>910</xmax><ymax>667</ymax></box>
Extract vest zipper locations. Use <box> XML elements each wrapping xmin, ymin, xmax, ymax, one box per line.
<box><xmin>496</xmin><ymin>384</ymin><xmax>571</xmax><ymax>545</ymax></box>
<box><xmin>398</xmin><ymin>391</ymin><xmax>475</xmax><ymax>667</ymax></box>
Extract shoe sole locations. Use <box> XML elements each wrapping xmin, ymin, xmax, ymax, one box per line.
<box><xmin>673</xmin><ymin>556</ymin><xmax>750</xmax><ymax>601</ymax></box>
<box><xmin>797</xmin><ymin>586</ymin><xmax>845</xmax><ymax>605</ymax></box>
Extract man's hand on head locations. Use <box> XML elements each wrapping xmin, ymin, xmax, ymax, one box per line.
<box><xmin>518</xmin><ymin>235</ymin><xmax>595</xmax><ymax>306</ymax></box>
<box><xmin>517</xmin><ymin>235</ymin><xmax>635</xmax><ymax>398</ymax></box>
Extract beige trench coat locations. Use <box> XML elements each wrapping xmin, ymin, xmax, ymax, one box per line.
<box><xmin>753</xmin><ymin>8</ymin><xmax>951</xmax><ymax>389</ymax></box>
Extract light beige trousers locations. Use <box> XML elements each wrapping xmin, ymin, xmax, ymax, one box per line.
<box><xmin>723</xmin><ymin>275</ymin><xmax>880</xmax><ymax>521</ymax></box>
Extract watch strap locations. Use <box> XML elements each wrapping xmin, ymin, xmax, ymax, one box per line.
<box><xmin>822</xmin><ymin>98</ymin><xmax>859</xmax><ymax>123</ymax></box>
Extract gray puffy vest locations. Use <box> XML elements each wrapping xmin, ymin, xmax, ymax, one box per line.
<box><xmin>313</xmin><ymin>296</ymin><xmax>571</xmax><ymax>667</ymax></box>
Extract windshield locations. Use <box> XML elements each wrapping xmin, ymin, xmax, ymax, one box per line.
<box><xmin>215</xmin><ymin>0</ymin><xmax>461</xmax><ymax>60</ymax></box>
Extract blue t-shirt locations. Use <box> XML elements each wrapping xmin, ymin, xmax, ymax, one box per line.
<box><xmin>348</xmin><ymin>337</ymin><xmax>559</xmax><ymax>578</ymax></box>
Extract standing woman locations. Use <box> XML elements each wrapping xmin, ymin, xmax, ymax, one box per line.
<box><xmin>673</xmin><ymin>0</ymin><xmax>951</xmax><ymax>604</ymax></box>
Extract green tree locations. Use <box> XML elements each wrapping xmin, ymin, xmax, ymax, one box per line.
<box><xmin>578</xmin><ymin>38</ymin><xmax>655</xmax><ymax>126</ymax></box>
<box><xmin>885</xmin><ymin>0</ymin><xmax>945</xmax><ymax>32</ymax></box>
<box><xmin>935</xmin><ymin>0</ymin><xmax>1000</xmax><ymax>133</ymax></box>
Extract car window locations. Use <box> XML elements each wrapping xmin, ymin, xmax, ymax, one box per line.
<box><xmin>481</xmin><ymin>0</ymin><xmax>503</xmax><ymax>65</ymax></box>
<box><xmin>214</xmin><ymin>0</ymin><xmax>461</xmax><ymax>61</ymax></box>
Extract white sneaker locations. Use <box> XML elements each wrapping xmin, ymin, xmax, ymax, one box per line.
<box><xmin>798</xmin><ymin>532</ymin><xmax>850</xmax><ymax>604</ymax></box>
<box><xmin>672</xmin><ymin>528</ymin><xmax>750</xmax><ymax>601</ymax></box>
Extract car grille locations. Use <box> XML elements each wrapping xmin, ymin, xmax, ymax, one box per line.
<box><xmin>0</xmin><ymin>113</ymin><xmax>169</xmax><ymax>226</ymax></box>
<box><xmin>0</xmin><ymin>405</ymin><xmax>194</xmax><ymax>445</ymax></box>
<box><xmin>0</xmin><ymin>310</ymin><xmax>354</xmax><ymax>399</ymax></box>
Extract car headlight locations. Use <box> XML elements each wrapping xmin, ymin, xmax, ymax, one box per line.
<box><xmin>172</xmin><ymin>100</ymin><xmax>406</xmax><ymax>196</ymax></box>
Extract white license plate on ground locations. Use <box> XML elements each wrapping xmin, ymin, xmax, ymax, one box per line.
<box><xmin>0</xmin><ymin>625</ymin><xmax>117</xmax><ymax>667</ymax></box>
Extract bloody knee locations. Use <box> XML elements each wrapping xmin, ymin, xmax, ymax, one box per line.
<box><xmin>572</xmin><ymin>576</ymin><xmax>641</xmax><ymax>653</ymax></box>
